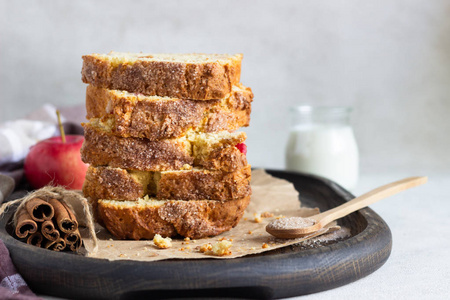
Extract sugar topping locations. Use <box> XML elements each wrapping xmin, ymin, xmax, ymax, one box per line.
<box><xmin>294</xmin><ymin>227</ymin><xmax>351</xmax><ymax>249</ymax></box>
<box><xmin>267</xmin><ymin>217</ymin><xmax>316</xmax><ymax>230</ymax></box>
<box><xmin>101</xmin><ymin>52</ymin><xmax>243</xmax><ymax>64</ymax></box>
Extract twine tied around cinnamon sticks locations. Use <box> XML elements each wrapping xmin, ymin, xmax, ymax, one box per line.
<box><xmin>0</xmin><ymin>186</ymin><xmax>98</xmax><ymax>254</ymax></box>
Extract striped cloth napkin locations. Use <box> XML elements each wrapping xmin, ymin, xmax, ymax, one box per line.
<box><xmin>0</xmin><ymin>175</ymin><xmax>41</xmax><ymax>299</ymax></box>
<box><xmin>0</xmin><ymin>239</ymin><xmax>42</xmax><ymax>300</ymax></box>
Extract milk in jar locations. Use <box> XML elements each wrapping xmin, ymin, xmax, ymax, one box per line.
<box><xmin>285</xmin><ymin>106</ymin><xmax>359</xmax><ymax>190</ymax></box>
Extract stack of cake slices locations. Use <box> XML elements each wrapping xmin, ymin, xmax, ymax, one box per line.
<box><xmin>80</xmin><ymin>52</ymin><xmax>253</xmax><ymax>240</ymax></box>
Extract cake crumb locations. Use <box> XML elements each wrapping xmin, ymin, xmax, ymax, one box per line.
<box><xmin>262</xmin><ymin>243</ymin><xmax>269</xmax><ymax>249</ymax></box>
<box><xmin>248</xmin><ymin>230</ymin><xmax>252</xmax><ymax>234</ymax></box>
<box><xmin>199</xmin><ymin>241</ymin><xmax>232</xmax><ymax>256</ymax></box>
<box><xmin>210</xmin><ymin>240</ymin><xmax>232</xmax><ymax>256</ymax></box>
<box><xmin>199</xmin><ymin>243</ymin><xmax>212</xmax><ymax>253</ymax></box>
<box><xmin>153</xmin><ymin>234</ymin><xmax>172</xmax><ymax>249</ymax></box>
<box><xmin>261</xmin><ymin>211</ymin><xmax>274</xmax><ymax>218</ymax></box>
<box><xmin>254</xmin><ymin>213</ymin><xmax>262</xmax><ymax>223</ymax></box>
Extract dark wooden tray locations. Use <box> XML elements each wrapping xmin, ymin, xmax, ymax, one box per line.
<box><xmin>0</xmin><ymin>170</ymin><xmax>392</xmax><ymax>299</ymax></box>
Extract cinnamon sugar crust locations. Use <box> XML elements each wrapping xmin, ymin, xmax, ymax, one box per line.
<box><xmin>97</xmin><ymin>196</ymin><xmax>251</xmax><ymax>239</ymax></box>
<box><xmin>81</xmin><ymin>52</ymin><xmax>243</xmax><ymax>100</ymax></box>
<box><xmin>156</xmin><ymin>165</ymin><xmax>251</xmax><ymax>200</ymax></box>
<box><xmin>83</xmin><ymin>166</ymin><xmax>147</xmax><ymax>203</ymax></box>
<box><xmin>82</xmin><ymin>165</ymin><xmax>252</xmax><ymax>202</ymax></box>
<box><xmin>80</xmin><ymin>123</ymin><xmax>193</xmax><ymax>171</ymax></box>
<box><xmin>85</xmin><ymin>84</ymin><xmax>252</xmax><ymax>140</ymax></box>
<box><xmin>197</xmin><ymin>145</ymin><xmax>248</xmax><ymax>172</ymax></box>
<box><xmin>80</xmin><ymin>123</ymin><xmax>247</xmax><ymax>172</ymax></box>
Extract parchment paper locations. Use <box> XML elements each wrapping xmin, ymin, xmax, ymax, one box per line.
<box><xmin>80</xmin><ymin>169</ymin><xmax>342</xmax><ymax>261</ymax></box>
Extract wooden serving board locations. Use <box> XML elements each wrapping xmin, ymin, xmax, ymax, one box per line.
<box><xmin>0</xmin><ymin>170</ymin><xmax>392</xmax><ymax>299</ymax></box>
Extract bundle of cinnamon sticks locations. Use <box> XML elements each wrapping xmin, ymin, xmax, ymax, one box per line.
<box><xmin>14</xmin><ymin>197</ymin><xmax>82</xmax><ymax>252</ymax></box>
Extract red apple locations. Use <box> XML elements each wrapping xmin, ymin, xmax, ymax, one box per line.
<box><xmin>24</xmin><ymin>135</ymin><xmax>88</xmax><ymax>190</ymax></box>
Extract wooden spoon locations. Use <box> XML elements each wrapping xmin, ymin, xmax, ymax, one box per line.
<box><xmin>266</xmin><ymin>176</ymin><xmax>428</xmax><ymax>239</ymax></box>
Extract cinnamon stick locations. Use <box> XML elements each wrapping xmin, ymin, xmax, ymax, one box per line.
<box><xmin>69</xmin><ymin>240</ymin><xmax>82</xmax><ymax>252</ymax></box>
<box><xmin>48</xmin><ymin>198</ymin><xmax>78</xmax><ymax>233</ymax></box>
<box><xmin>41</xmin><ymin>220</ymin><xmax>60</xmax><ymax>241</ymax></box>
<box><xmin>27</xmin><ymin>232</ymin><xmax>43</xmax><ymax>247</ymax></box>
<box><xmin>25</xmin><ymin>197</ymin><xmax>54</xmax><ymax>222</ymax></box>
<box><xmin>15</xmin><ymin>208</ymin><xmax>38</xmax><ymax>238</ymax></box>
<box><xmin>44</xmin><ymin>237</ymin><xmax>66</xmax><ymax>252</ymax></box>
<box><xmin>63</xmin><ymin>229</ymin><xmax>82</xmax><ymax>252</ymax></box>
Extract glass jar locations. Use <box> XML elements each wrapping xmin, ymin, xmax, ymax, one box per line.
<box><xmin>285</xmin><ymin>106</ymin><xmax>359</xmax><ymax>190</ymax></box>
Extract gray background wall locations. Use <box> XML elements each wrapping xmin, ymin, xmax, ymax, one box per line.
<box><xmin>1</xmin><ymin>0</ymin><xmax>449</xmax><ymax>176</ymax></box>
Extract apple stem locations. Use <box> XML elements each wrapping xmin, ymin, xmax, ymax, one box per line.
<box><xmin>56</xmin><ymin>110</ymin><xmax>66</xmax><ymax>143</ymax></box>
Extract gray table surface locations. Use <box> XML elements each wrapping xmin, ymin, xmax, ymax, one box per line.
<box><xmin>296</xmin><ymin>170</ymin><xmax>449</xmax><ymax>300</ymax></box>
